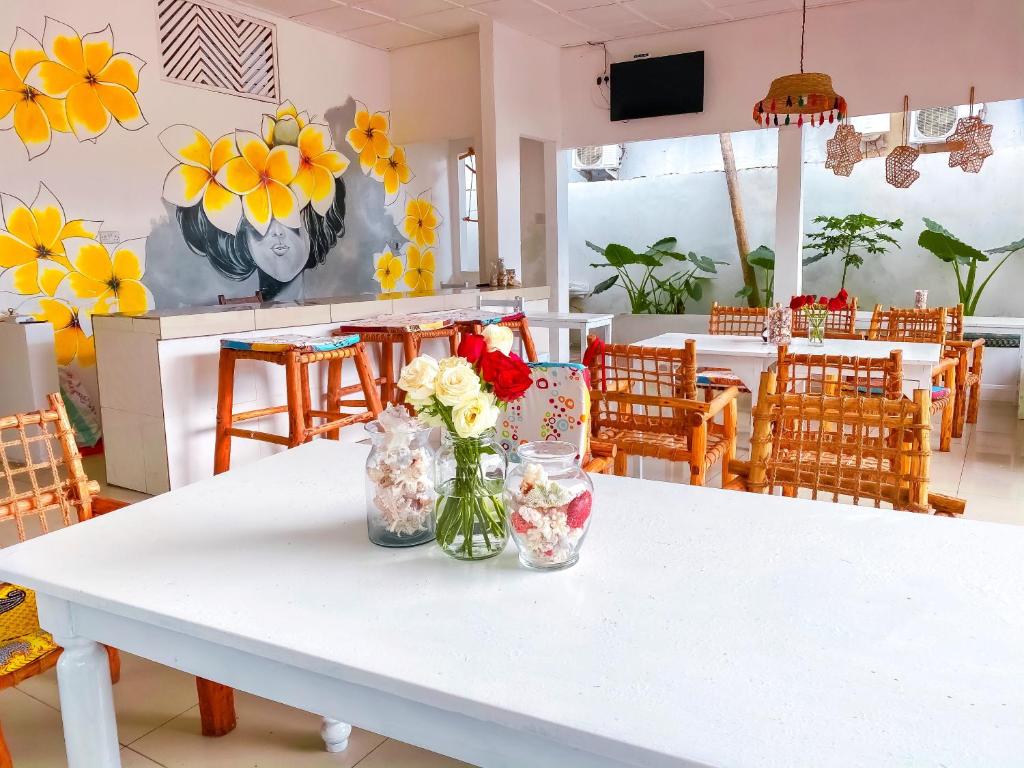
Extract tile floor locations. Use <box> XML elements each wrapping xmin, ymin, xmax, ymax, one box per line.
<box><xmin>2</xmin><ymin>400</ymin><xmax>1021</xmax><ymax>766</ymax></box>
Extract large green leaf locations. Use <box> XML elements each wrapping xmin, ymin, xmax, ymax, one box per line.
<box><xmin>746</xmin><ymin>245</ymin><xmax>775</xmax><ymax>269</ymax></box>
<box><xmin>918</xmin><ymin>229</ymin><xmax>989</xmax><ymax>264</ymax></box>
<box><xmin>603</xmin><ymin>243</ymin><xmax>640</xmax><ymax>267</ymax></box>
<box><xmin>592</xmin><ymin>274</ymin><xmax>619</xmax><ymax>295</ymax></box>
<box><xmin>647</xmin><ymin>236</ymin><xmax>677</xmax><ymax>252</ymax></box>
<box><xmin>585</xmin><ymin>240</ymin><xmax>606</xmax><ymax>256</ymax></box>
<box><xmin>922</xmin><ymin>218</ymin><xmax>959</xmax><ymax>239</ymax></box>
<box><xmin>988</xmin><ymin>237</ymin><xmax>1024</xmax><ymax>254</ymax></box>
<box><xmin>685</xmin><ymin>280</ymin><xmax>702</xmax><ymax>301</ymax></box>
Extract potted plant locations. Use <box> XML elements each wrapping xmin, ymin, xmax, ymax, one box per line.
<box><xmin>734</xmin><ymin>245</ymin><xmax>776</xmax><ymax>307</ymax></box>
<box><xmin>803</xmin><ymin>214</ymin><xmax>903</xmax><ymax>290</ymax></box>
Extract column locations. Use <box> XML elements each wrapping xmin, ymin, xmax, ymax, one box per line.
<box><xmin>774</xmin><ymin>126</ymin><xmax>805</xmax><ymax>304</ymax></box>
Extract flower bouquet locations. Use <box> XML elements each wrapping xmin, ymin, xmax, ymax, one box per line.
<box><xmin>397</xmin><ymin>325</ymin><xmax>533</xmax><ymax>560</ymax></box>
<box><xmin>790</xmin><ymin>289</ymin><xmax>848</xmax><ymax>345</ymax></box>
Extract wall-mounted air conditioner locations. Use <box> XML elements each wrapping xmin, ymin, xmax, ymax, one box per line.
<box><xmin>910</xmin><ymin>105</ymin><xmax>977</xmax><ymax>144</ymax></box>
<box><xmin>572</xmin><ymin>145</ymin><xmax>622</xmax><ymax>172</ymax></box>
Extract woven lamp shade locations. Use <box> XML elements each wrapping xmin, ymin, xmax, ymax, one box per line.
<box><xmin>753</xmin><ymin>72</ymin><xmax>848</xmax><ymax>128</ymax></box>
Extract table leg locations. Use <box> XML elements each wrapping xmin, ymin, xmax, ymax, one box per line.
<box><xmin>53</xmin><ymin>634</ymin><xmax>121</xmax><ymax>767</ymax></box>
<box><xmin>320</xmin><ymin>717</ymin><xmax>352</xmax><ymax>753</ymax></box>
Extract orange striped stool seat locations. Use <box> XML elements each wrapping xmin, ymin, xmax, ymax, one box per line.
<box><xmin>214</xmin><ymin>334</ymin><xmax>382</xmax><ymax>474</ymax></box>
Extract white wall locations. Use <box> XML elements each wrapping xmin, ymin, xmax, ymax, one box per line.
<box><xmin>560</xmin><ymin>0</ymin><xmax>1024</xmax><ymax>149</ymax></box>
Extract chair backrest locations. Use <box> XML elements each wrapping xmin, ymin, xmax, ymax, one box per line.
<box><xmin>218</xmin><ymin>291</ymin><xmax>264</xmax><ymax>305</ymax></box>
<box><xmin>708</xmin><ymin>302</ymin><xmax>769</xmax><ymax>337</ymax></box>
<box><xmin>776</xmin><ymin>345</ymin><xmax>903</xmax><ymax>399</ymax></box>
<box><xmin>943</xmin><ymin>303</ymin><xmax>966</xmax><ymax>341</ymax></box>
<box><xmin>792</xmin><ymin>296</ymin><xmax>859</xmax><ymax>335</ymax></box>
<box><xmin>867</xmin><ymin>305</ymin><xmax>947</xmax><ymax>344</ymax></box>
<box><xmin>498</xmin><ymin>363</ymin><xmax>590</xmax><ymax>458</ymax></box>
<box><xmin>0</xmin><ymin>393</ymin><xmax>97</xmax><ymax>544</ymax></box>
<box><xmin>748</xmin><ymin>371</ymin><xmax>931</xmax><ymax>511</ymax></box>
<box><xmin>586</xmin><ymin>340</ymin><xmax>698</xmax><ymax>436</ymax></box>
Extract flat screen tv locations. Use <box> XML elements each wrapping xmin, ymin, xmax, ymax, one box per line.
<box><xmin>610</xmin><ymin>51</ymin><xmax>704</xmax><ymax>121</ymax></box>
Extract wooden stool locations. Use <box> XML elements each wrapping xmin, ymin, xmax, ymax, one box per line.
<box><xmin>214</xmin><ymin>333</ymin><xmax>382</xmax><ymax>475</ymax></box>
<box><xmin>334</xmin><ymin>320</ymin><xmax>458</xmax><ymax>405</ymax></box>
<box><xmin>454</xmin><ymin>311</ymin><xmax>539</xmax><ymax>362</ymax></box>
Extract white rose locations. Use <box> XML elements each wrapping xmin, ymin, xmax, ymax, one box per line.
<box><xmin>434</xmin><ymin>358</ymin><xmax>482</xmax><ymax>407</ymax></box>
<box><xmin>483</xmin><ymin>325</ymin><xmax>514</xmax><ymax>355</ymax></box>
<box><xmin>397</xmin><ymin>355</ymin><xmax>438</xmax><ymax>402</ymax></box>
<box><xmin>452</xmin><ymin>392</ymin><xmax>499</xmax><ymax>438</ymax></box>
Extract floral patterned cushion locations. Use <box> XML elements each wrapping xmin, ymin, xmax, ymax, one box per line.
<box><xmin>221</xmin><ymin>334</ymin><xmax>360</xmax><ymax>352</ymax></box>
<box><xmin>0</xmin><ymin>629</ymin><xmax>57</xmax><ymax>676</ymax></box>
<box><xmin>0</xmin><ymin>583</ymin><xmax>58</xmax><ymax>676</ymax></box>
<box><xmin>499</xmin><ymin>363</ymin><xmax>591</xmax><ymax>458</ymax></box>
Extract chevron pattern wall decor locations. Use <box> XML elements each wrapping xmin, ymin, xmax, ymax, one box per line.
<box><xmin>157</xmin><ymin>0</ymin><xmax>279</xmax><ymax>102</ymax></box>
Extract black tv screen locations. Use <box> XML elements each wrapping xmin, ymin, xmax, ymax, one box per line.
<box><xmin>610</xmin><ymin>51</ymin><xmax>704</xmax><ymax>121</ymax></box>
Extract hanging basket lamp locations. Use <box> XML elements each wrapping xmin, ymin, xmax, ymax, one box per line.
<box><xmin>752</xmin><ymin>1</ymin><xmax>847</xmax><ymax>128</ymax></box>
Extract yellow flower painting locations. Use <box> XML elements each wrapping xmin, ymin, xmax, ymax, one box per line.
<box><xmin>33</xmin><ymin>298</ymin><xmax>95</xmax><ymax>366</ymax></box>
<box><xmin>402</xmin><ymin>243</ymin><xmax>435</xmax><ymax>292</ymax></box>
<box><xmin>216</xmin><ymin>131</ymin><xmax>302</xmax><ymax>235</ymax></box>
<box><xmin>373</xmin><ymin>246</ymin><xmax>403</xmax><ymax>292</ymax></box>
<box><xmin>62</xmin><ymin>237</ymin><xmax>153</xmax><ymax>316</ymax></box>
<box><xmin>0</xmin><ymin>28</ymin><xmax>70</xmax><ymax>159</ymax></box>
<box><xmin>25</xmin><ymin>18</ymin><xmax>146</xmax><ymax>142</ymax></box>
<box><xmin>262</xmin><ymin>99</ymin><xmax>308</xmax><ymax>147</ymax></box>
<box><xmin>293</xmin><ymin>123</ymin><xmax>349</xmax><ymax>215</ymax></box>
<box><xmin>346</xmin><ymin>104</ymin><xmax>393</xmax><ymax>174</ymax></box>
<box><xmin>159</xmin><ymin>124</ymin><xmax>241</xmax><ymax>234</ymax></box>
<box><xmin>0</xmin><ymin>184</ymin><xmax>99</xmax><ymax>296</ymax></box>
<box><xmin>372</xmin><ymin>145</ymin><xmax>412</xmax><ymax>203</ymax></box>
<box><xmin>401</xmin><ymin>197</ymin><xmax>440</xmax><ymax>249</ymax></box>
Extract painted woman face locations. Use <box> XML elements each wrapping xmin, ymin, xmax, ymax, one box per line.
<box><xmin>245</xmin><ymin>218</ymin><xmax>311</xmax><ymax>284</ymax></box>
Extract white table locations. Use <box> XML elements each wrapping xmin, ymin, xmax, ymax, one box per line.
<box><xmin>635</xmin><ymin>332</ymin><xmax>942</xmax><ymax>403</ymax></box>
<box><xmin>527</xmin><ymin>311</ymin><xmax>613</xmax><ymax>357</ymax></box>
<box><xmin>2</xmin><ymin>441</ymin><xmax>1022</xmax><ymax>767</ymax></box>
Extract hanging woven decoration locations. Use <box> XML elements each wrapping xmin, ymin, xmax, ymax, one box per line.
<box><xmin>752</xmin><ymin>0</ymin><xmax>847</xmax><ymax>128</ymax></box>
<box><xmin>885</xmin><ymin>95</ymin><xmax>921</xmax><ymax>188</ymax></box>
<box><xmin>825</xmin><ymin>123</ymin><xmax>864</xmax><ymax>177</ymax></box>
<box><xmin>948</xmin><ymin>87</ymin><xmax>994</xmax><ymax>174</ymax></box>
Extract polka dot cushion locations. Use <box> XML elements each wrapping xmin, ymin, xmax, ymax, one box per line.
<box><xmin>499</xmin><ymin>363</ymin><xmax>590</xmax><ymax>459</ymax></box>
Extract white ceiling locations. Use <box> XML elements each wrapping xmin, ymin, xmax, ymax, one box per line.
<box><xmin>236</xmin><ymin>0</ymin><xmax>866</xmax><ymax>51</ymax></box>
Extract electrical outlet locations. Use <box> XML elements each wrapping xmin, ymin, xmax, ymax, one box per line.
<box><xmin>97</xmin><ymin>230</ymin><xmax>120</xmax><ymax>244</ymax></box>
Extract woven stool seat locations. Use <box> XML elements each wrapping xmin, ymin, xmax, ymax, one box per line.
<box><xmin>220</xmin><ymin>334</ymin><xmax>360</xmax><ymax>353</ymax></box>
<box><xmin>593</xmin><ymin>426</ymin><xmax>732</xmax><ymax>471</ymax></box>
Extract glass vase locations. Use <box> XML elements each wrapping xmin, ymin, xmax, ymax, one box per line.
<box><xmin>505</xmin><ymin>442</ymin><xmax>593</xmax><ymax>570</ymax></box>
<box><xmin>364</xmin><ymin>420</ymin><xmax>436</xmax><ymax>547</ymax></box>
<box><xmin>434</xmin><ymin>429</ymin><xmax>508</xmax><ymax>561</ymax></box>
<box><xmin>806</xmin><ymin>308</ymin><xmax>827</xmax><ymax>345</ymax></box>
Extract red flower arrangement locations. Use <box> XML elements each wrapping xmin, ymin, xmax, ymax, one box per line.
<box><xmin>790</xmin><ymin>288</ymin><xmax>849</xmax><ymax>312</ymax></box>
<box><xmin>457</xmin><ymin>333</ymin><xmax>533</xmax><ymax>402</ymax></box>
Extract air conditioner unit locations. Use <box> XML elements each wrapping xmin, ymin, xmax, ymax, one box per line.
<box><xmin>572</xmin><ymin>145</ymin><xmax>622</xmax><ymax>172</ymax></box>
<box><xmin>910</xmin><ymin>105</ymin><xmax>977</xmax><ymax>144</ymax></box>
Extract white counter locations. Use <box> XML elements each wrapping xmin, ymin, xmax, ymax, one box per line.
<box><xmin>94</xmin><ymin>287</ymin><xmax>550</xmax><ymax>494</ymax></box>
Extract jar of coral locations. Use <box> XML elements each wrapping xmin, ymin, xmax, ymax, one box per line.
<box><xmin>504</xmin><ymin>441</ymin><xmax>593</xmax><ymax>570</ymax></box>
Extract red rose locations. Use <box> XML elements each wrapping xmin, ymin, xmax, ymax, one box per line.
<box><xmin>789</xmin><ymin>295</ymin><xmax>809</xmax><ymax>310</ymax></box>
<box><xmin>457</xmin><ymin>333</ymin><xmax>486</xmax><ymax>365</ymax></box>
<box><xmin>481</xmin><ymin>351</ymin><xmax>532</xmax><ymax>401</ymax></box>
<box><xmin>835</xmin><ymin>288</ymin><xmax>848</xmax><ymax>303</ymax></box>
<box><xmin>826</xmin><ymin>296</ymin><xmax>846</xmax><ymax>311</ymax></box>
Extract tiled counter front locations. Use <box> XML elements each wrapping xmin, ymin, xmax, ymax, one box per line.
<box><xmin>94</xmin><ymin>288</ymin><xmax>550</xmax><ymax>494</ymax></box>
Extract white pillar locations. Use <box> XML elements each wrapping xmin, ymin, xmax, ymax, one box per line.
<box><xmin>774</xmin><ymin>126</ymin><xmax>805</xmax><ymax>304</ymax></box>
<box><xmin>547</xmin><ymin>143</ymin><xmax>570</xmax><ymax>361</ymax></box>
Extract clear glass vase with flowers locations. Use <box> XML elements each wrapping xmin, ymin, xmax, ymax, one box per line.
<box><xmin>397</xmin><ymin>325</ymin><xmax>534</xmax><ymax>561</ymax></box>
<box><xmin>790</xmin><ymin>289</ymin><xmax>848</xmax><ymax>345</ymax></box>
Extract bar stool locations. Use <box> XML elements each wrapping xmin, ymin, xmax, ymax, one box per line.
<box><xmin>449</xmin><ymin>309</ymin><xmax>539</xmax><ymax>362</ymax></box>
<box><xmin>333</xmin><ymin>317</ymin><xmax>459</xmax><ymax>405</ymax></box>
<box><xmin>214</xmin><ymin>333</ymin><xmax>382</xmax><ymax>474</ymax></box>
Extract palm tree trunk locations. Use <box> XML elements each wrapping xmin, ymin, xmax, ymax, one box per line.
<box><xmin>719</xmin><ymin>132</ymin><xmax>759</xmax><ymax>307</ymax></box>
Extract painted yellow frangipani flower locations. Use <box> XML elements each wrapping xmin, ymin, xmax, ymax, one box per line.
<box><xmin>0</xmin><ymin>185</ymin><xmax>100</xmax><ymax>296</ymax></box>
<box><xmin>26</xmin><ymin>18</ymin><xmax>146</xmax><ymax>141</ymax></box>
<box><xmin>402</xmin><ymin>243</ymin><xmax>434</xmax><ymax>292</ymax></box>
<box><xmin>216</xmin><ymin>131</ymin><xmax>301</xmax><ymax>235</ymax></box>
<box><xmin>34</xmin><ymin>298</ymin><xmax>95</xmax><ymax>366</ymax></box>
<box><xmin>401</xmin><ymin>197</ymin><xmax>439</xmax><ymax>249</ymax></box>
<box><xmin>373</xmin><ymin>145</ymin><xmax>412</xmax><ymax>200</ymax></box>
<box><xmin>63</xmin><ymin>237</ymin><xmax>153</xmax><ymax>316</ymax></box>
<box><xmin>262</xmin><ymin>99</ymin><xmax>309</xmax><ymax>147</ymax></box>
<box><xmin>373</xmin><ymin>247</ymin><xmax>403</xmax><ymax>292</ymax></box>
<box><xmin>346</xmin><ymin>106</ymin><xmax>392</xmax><ymax>174</ymax></box>
<box><xmin>159</xmin><ymin>124</ymin><xmax>242</xmax><ymax>234</ymax></box>
<box><xmin>292</xmin><ymin>123</ymin><xmax>349</xmax><ymax>215</ymax></box>
<box><xmin>0</xmin><ymin>28</ymin><xmax>71</xmax><ymax>159</ymax></box>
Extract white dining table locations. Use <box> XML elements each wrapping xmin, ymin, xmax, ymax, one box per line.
<box><xmin>1</xmin><ymin>440</ymin><xmax>1022</xmax><ymax>767</ymax></box>
<box><xmin>634</xmin><ymin>332</ymin><xmax>943</xmax><ymax>402</ymax></box>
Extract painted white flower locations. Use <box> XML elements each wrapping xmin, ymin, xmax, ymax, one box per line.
<box><xmin>397</xmin><ymin>355</ymin><xmax>438</xmax><ymax>402</ymax></box>
<box><xmin>483</xmin><ymin>324</ymin><xmax>514</xmax><ymax>355</ymax></box>
<box><xmin>452</xmin><ymin>392</ymin><xmax>499</xmax><ymax>438</ymax></box>
<box><xmin>434</xmin><ymin>357</ymin><xmax>481</xmax><ymax>407</ymax></box>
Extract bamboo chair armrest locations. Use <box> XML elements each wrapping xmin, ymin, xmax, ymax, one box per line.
<box><xmin>728</xmin><ymin>458</ymin><xmax>750</xmax><ymax>478</ymax></box>
<box><xmin>931</xmin><ymin>356</ymin><xmax>956</xmax><ymax>379</ymax></box>
<box><xmin>92</xmin><ymin>496</ymin><xmax>132</xmax><ymax>515</ymax></box>
<box><xmin>946</xmin><ymin>338</ymin><xmax>986</xmax><ymax>350</ymax></box>
<box><xmin>928</xmin><ymin>492</ymin><xmax>966</xmax><ymax>517</ymax></box>
<box><xmin>704</xmin><ymin>386</ymin><xmax>740</xmax><ymax>420</ymax></box>
<box><xmin>589</xmin><ymin>440</ymin><xmax>616</xmax><ymax>459</ymax></box>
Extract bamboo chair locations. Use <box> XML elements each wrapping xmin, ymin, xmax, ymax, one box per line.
<box><xmin>867</xmin><ymin>305</ymin><xmax>957</xmax><ymax>452</ymax></box>
<box><xmin>701</xmin><ymin>303</ymin><xmax>771</xmax><ymax>394</ymax></box>
<box><xmin>792</xmin><ymin>296</ymin><xmax>863</xmax><ymax>339</ymax></box>
<box><xmin>940</xmin><ymin>304</ymin><xmax>984</xmax><ymax>437</ymax></box>
<box><xmin>776</xmin><ymin>346</ymin><xmax>904</xmax><ymax>399</ymax></box>
<box><xmin>724</xmin><ymin>372</ymin><xmax>965</xmax><ymax>516</ymax></box>
<box><xmin>586</xmin><ymin>339</ymin><xmax>739</xmax><ymax>486</ymax></box>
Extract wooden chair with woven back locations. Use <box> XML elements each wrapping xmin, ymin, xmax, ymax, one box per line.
<box><xmin>700</xmin><ymin>302</ymin><xmax>770</xmax><ymax>394</ymax></box>
<box><xmin>866</xmin><ymin>305</ymin><xmax>957</xmax><ymax>452</ymax></box>
<box><xmin>792</xmin><ymin>295</ymin><xmax>862</xmax><ymax>339</ymax></box>
<box><xmin>0</xmin><ymin>394</ymin><xmax>127</xmax><ymax>767</ymax></box>
<box><xmin>584</xmin><ymin>337</ymin><xmax>740</xmax><ymax>486</ymax></box>
<box><xmin>724</xmin><ymin>371</ymin><xmax>966</xmax><ymax>517</ymax></box>
<box><xmin>941</xmin><ymin>303</ymin><xmax>984</xmax><ymax>437</ymax></box>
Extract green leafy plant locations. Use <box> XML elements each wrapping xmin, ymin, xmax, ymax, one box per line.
<box><xmin>803</xmin><ymin>214</ymin><xmax>903</xmax><ymax>289</ymax></box>
<box><xmin>588</xmin><ymin>237</ymin><xmax>722</xmax><ymax>314</ymax></box>
<box><xmin>734</xmin><ymin>245</ymin><xmax>776</xmax><ymax>307</ymax></box>
<box><xmin>917</xmin><ymin>218</ymin><xmax>1024</xmax><ymax>315</ymax></box>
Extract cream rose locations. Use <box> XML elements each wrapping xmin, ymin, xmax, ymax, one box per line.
<box><xmin>397</xmin><ymin>355</ymin><xmax>439</xmax><ymax>402</ymax></box>
<box><xmin>483</xmin><ymin>324</ymin><xmax>514</xmax><ymax>355</ymax></box>
<box><xmin>434</xmin><ymin>357</ymin><xmax>482</xmax><ymax>407</ymax></box>
<box><xmin>452</xmin><ymin>392</ymin><xmax>499</xmax><ymax>438</ymax></box>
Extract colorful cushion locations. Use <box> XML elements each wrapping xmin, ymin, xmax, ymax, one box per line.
<box><xmin>0</xmin><ymin>583</ymin><xmax>38</xmax><ymax>642</ymax></box>
<box><xmin>0</xmin><ymin>629</ymin><xmax>58</xmax><ymax>676</ymax></box>
<box><xmin>697</xmin><ymin>370</ymin><xmax>745</xmax><ymax>388</ymax></box>
<box><xmin>931</xmin><ymin>386</ymin><xmax>951</xmax><ymax>400</ymax></box>
<box><xmin>338</xmin><ymin>313</ymin><xmax>453</xmax><ymax>332</ymax></box>
<box><xmin>499</xmin><ymin>363</ymin><xmax>590</xmax><ymax>458</ymax></box>
<box><xmin>221</xmin><ymin>334</ymin><xmax>360</xmax><ymax>352</ymax></box>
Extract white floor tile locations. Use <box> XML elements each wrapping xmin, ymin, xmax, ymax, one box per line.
<box><xmin>0</xmin><ymin>687</ymin><xmax>68</xmax><ymax>766</ymax></box>
<box><xmin>354</xmin><ymin>738</ymin><xmax>472</xmax><ymax>767</ymax></box>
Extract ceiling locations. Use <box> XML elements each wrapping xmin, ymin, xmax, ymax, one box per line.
<box><xmin>236</xmin><ymin>0</ymin><xmax>866</xmax><ymax>51</ymax></box>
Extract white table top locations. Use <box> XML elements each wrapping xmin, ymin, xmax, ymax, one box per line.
<box><xmin>1</xmin><ymin>441</ymin><xmax>1021</xmax><ymax>767</ymax></box>
<box><xmin>635</xmin><ymin>332</ymin><xmax>942</xmax><ymax>364</ymax></box>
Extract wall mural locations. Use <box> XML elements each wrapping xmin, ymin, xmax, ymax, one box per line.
<box><xmin>0</xmin><ymin>17</ymin><xmax>145</xmax><ymax>159</ymax></box>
